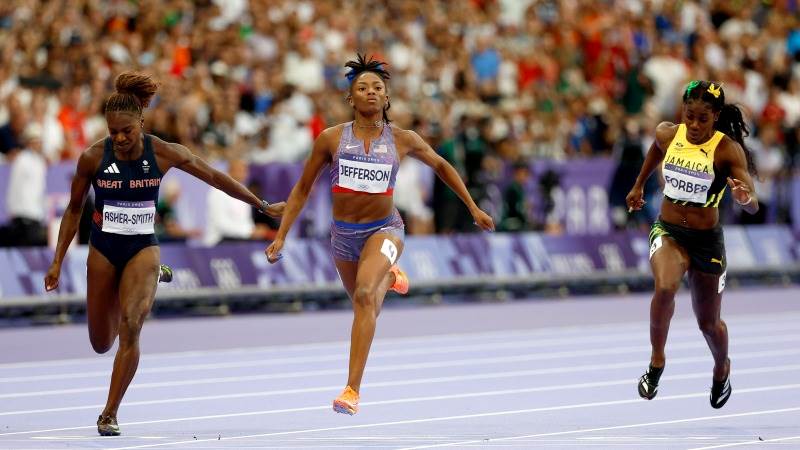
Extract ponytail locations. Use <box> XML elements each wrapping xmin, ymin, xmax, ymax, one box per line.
<box><xmin>717</xmin><ymin>103</ymin><xmax>757</xmax><ymax>177</ymax></box>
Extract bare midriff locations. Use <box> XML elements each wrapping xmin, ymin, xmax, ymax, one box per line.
<box><xmin>661</xmin><ymin>201</ymin><xmax>719</xmax><ymax>229</ymax></box>
<box><xmin>332</xmin><ymin>192</ymin><xmax>394</xmax><ymax>223</ymax></box>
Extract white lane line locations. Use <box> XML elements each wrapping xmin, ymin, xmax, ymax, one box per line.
<box><xmin>3</xmin><ymin>333</ymin><xmax>798</xmax><ymax>400</ymax></box>
<box><xmin>7</xmin><ymin>320</ymin><xmax>799</xmax><ymax>384</ymax></box>
<box><xmin>2</xmin><ymin>324</ymin><xmax>643</xmax><ymax>371</ymax></box>
<box><xmin>3</xmin><ymin>372</ymin><xmax>799</xmax><ymax>440</ymax></box>
<box><xmin>101</xmin><ymin>395</ymin><xmax>800</xmax><ymax>449</ymax></box>
<box><xmin>0</xmin><ymin>327</ymin><xmax>696</xmax><ymax>384</ymax></box>
<box><xmin>3</xmin><ymin>309</ymin><xmax>799</xmax><ymax>371</ymax></box>
<box><xmin>3</xmin><ymin>358</ymin><xmax>798</xmax><ymax>418</ymax></box>
<box><xmin>396</xmin><ymin>407</ymin><xmax>800</xmax><ymax>450</ymax></box>
<box><xmin>690</xmin><ymin>435</ymin><xmax>800</xmax><ymax>449</ymax></box>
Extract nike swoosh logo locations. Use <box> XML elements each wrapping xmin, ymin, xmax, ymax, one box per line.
<box><xmin>345</xmin><ymin>144</ymin><xmax>359</xmax><ymax>149</ymax></box>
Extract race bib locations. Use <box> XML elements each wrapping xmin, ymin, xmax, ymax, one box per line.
<box><xmin>662</xmin><ymin>162</ymin><xmax>713</xmax><ymax>204</ymax></box>
<box><xmin>102</xmin><ymin>200</ymin><xmax>156</xmax><ymax>235</ymax></box>
<box><xmin>338</xmin><ymin>158</ymin><xmax>392</xmax><ymax>193</ymax></box>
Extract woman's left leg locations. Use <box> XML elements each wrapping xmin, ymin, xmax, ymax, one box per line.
<box><xmin>101</xmin><ymin>245</ymin><xmax>160</xmax><ymax>422</ymax></box>
<box><xmin>688</xmin><ymin>268</ymin><xmax>731</xmax><ymax>408</ymax></box>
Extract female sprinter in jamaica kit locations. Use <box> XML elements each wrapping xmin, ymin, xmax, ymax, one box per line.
<box><xmin>266</xmin><ymin>54</ymin><xmax>495</xmax><ymax>415</ymax></box>
<box><xmin>627</xmin><ymin>80</ymin><xmax>758</xmax><ymax>409</ymax></box>
<box><xmin>44</xmin><ymin>72</ymin><xmax>284</xmax><ymax>436</ymax></box>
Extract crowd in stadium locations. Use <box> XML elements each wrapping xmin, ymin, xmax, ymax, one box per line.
<box><xmin>1</xmin><ymin>0</ymin><xmax>799</xmax><ymax>244</ymax></box>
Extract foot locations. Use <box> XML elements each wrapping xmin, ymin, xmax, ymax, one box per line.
<box><xmin>638</xmin><ymin>364</ymin><xmax>664</xmax><ymax>400</ymax></box>
<box><xmin>97</xmin><ymin>414</ymin><xmax>120</xmax><ymax>436</ymax></box>
<box><xmin>333</xmin><ymin>386</ymin><xmax>359</xmax><ymax>415</ymax></box>
<box><xmin>158</xmin><ymin>264</ymin><xmax>173</xmax><ymax>283</ymax></box>
<box><xmin>710</xmin><ymin>359</ymin><xmax>732</xmax><ymax>409</ymax></box>
<box><xmin>389</xmin><ymin>265</ymin><xmax>409</xmax><ymax>295</ymax></box>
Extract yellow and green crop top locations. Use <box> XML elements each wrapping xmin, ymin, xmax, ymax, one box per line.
<box><xmin>662</xmin><ymin>124</ymin><xmax>728</xmax><ymax>208</ymax></box>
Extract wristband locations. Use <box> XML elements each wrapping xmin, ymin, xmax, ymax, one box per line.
<box><xmin>260</xmin><ymin>199</ymin><xmax>271</xmax><ymax>212</ymax></box>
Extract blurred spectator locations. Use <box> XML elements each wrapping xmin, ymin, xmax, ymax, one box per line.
<box><xmin>433</xmin><ymin>123</ymin><xmax>471</xmax><ymax>233</ymax></box>
<box><xmin>741</xmin><ymin>123</ymin><xmax>786</xmax><ymax>224</ymax></box>
<box><xmin>57</xmin><ymin>85</ymin><xmax>88</xmax><ymax>160</ymax></box>
<box><xmin>395</xmin><ymin>157</ymin><xmax>434</xmax><ymax>235</ymax></box>
<box><xmin>0</xmin><ymin>96</ymin><xmax>27</xmax><ymax>157</ymax></box>
<box><xmin>156</xmin><ymin>180</ymin><xmax>202</xmax><ymax>242</ymax></box>
<box><xmin>643</xmin><ymin>42</ymin><xmax>690</xmax><ymax>121</ymax></box>
<box><xmin>203</xmin><ymin>158</ymin><xmax>263</xmax><ymax>245</ymax></box>
<box><xmin>609</xmin><ymin>118</ymin><xmax>658</xmax><ymax>229</ymax></box>
<box><xmin>28</xmin><ymin>90</ymin><xmax>65</xmax><ymax>163</ymax></box>
<box><xmin>1</xmin><ymin>124</ymin><xmax>47</xmax><ymax>246</ymax></box>
<box><xmin>500</xmin><ymin>162</ymin><xmax>533</xmax><ymax>232</ymax></box>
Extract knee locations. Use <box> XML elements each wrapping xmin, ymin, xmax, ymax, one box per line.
<box><xmin>118</xmin><ymin>311</ymin><xmax>146</xmax><ymax>345</ymax></box>
<box><xmin>653</xmin><ymin>281</ymin><xmax>680</xmax><ymax>301</ymax></box>
<box><xmin>90</xmin><ymin>336</ymin><xmax>114</xmax><ymax>354</ymax></box>
<box><xmin>698</xmin><ymin>318</ymin><xmax>722</xmax><ymax>336</ymax></box>
<box><xmin>352</xmin><ymin>286</ymin><xmax>376</xmax><ymax>311</ymax></box>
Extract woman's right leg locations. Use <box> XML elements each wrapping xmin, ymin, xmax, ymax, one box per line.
<box><xmin>334</xmin><ymin>259</ymin><xmax>359</xmax><ymax>300</ymax></box>
<box><xmin>648</xmin><ymin>236</ymin><xmax>689</xmax><ymax>368</ymax></box>
<box><xmin>639</xmin><ymin>235</ymin><xmax>689</xmax><ymax>399</ymax></box>
<box><xmin>86</xmin><ymin>245</ymin><xmax>121</xmax><ymax>354</ymax></box>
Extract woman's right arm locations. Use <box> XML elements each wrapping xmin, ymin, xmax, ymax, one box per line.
<box><xmin>626</xmin><ymin>122</ymin><xmax>673</xmax><ymax>212</ymax></box>
<box><xmin>45</xmin><ymin>150</ymin><xmax>96</xmax><ymax>291</ymax></box>
<box><xmin>265</xmin><ymin>128</ymin><xmax>333</xmax><ymax>263</ymax></box>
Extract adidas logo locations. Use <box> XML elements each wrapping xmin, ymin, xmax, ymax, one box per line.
<box><xmin>103</xmin><ymin>163</ymin><xmax>120</xmax><ymax>174</ymax></box>
<box><xmin>711</xmin><ymin>378</ymin><xmax>731</xmax><ymax>409</ymax></box>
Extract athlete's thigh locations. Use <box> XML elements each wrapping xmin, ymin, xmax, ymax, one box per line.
<box><xmin>118</xmin><ymin>246</ymin><xmax>160</xmax><ymax>319</ymax></box>
<box><xmin>650</xmin><ymin>235</ymin><xmax>689</xmax><ymax>289</ymax></box>
<box><xmin>334</xmin><ymin>259</ymin><xmax>359</xmax><ymax>299</ymax></box>
<box><xmin>86</xmin><ymin>245</ymin><xmax>121</xmax><ymax>337</ymax></box>
<box><xmin>354</xmin><ymin>233</ymin><xmax>404</xmax><ymax>289</ymax></box>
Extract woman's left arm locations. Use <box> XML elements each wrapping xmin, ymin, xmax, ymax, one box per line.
<box><xmin>160</xmin><ymin>141</ymin><xmax>284</xmax><ymax>217</ymax></box>
<box><xmin>720</xmin><ymin>138</ymin><xmax>759</xmax><ymax>215</ymax></box>
<box><xmin>404</xmin><ymin>130</ymin><xmax>494</xmax><ymax>231</ymax></box>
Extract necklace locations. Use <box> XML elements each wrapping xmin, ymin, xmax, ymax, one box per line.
<box><xmin>354</xmin><ymin>120</ymin><xmax>383</xmax><ymax>128</ymax></box>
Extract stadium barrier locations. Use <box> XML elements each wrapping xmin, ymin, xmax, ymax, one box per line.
<box><xmin>1</xmin><ymin>225</ymin><xmax>797</xmax><ymax>318</ymax></box>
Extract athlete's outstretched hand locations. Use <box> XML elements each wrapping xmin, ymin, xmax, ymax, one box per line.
<box><xmin>472</xmin><ymin>208</ymin><xmax>495</xmax><ymax>232</ymax></box>
<box><xmin>727</xmin><ymin>177</ymin><xmax>751</xmax><ymax>205</ymax></box>
<box><xmin>265</xmin><ymin>238</ymin><xmax>284</xmax><ymax>264</ymax></box>
<box><xmin>261</xmin><ymin>201</ymin><xmax>286</xmax><ymax>218</ymax></box>
<box><xmin>626</xmin><ymin>185</ymin><xmax>645</xmax><ymax>212</ymax></box>
<box><xmin>44</xmin><ymin>263</ymin><xmax>61</xmax><ymax>292</ymax></box>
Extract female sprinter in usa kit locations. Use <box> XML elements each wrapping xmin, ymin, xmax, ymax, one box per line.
<box><xmin>266</xmin><ymin>54</ymin><xmax>495</xmax><ymax>415</ymax></box>
<box><xmin>627</xmin><ymin>80</ymin><xmax>758</xmax><ymax>409</ymax></box>
<box><xmin>44</xmin><ymin>72</ymin><xmax>284</xmax><ymax>435</ymax></box>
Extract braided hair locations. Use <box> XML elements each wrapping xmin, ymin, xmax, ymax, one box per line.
<box><xmin>105</xmin><ymin>72</ymin><xmax>158</xmax><ymax>117</ymax></box>
<box><xmin>344</xmin><ymin>53</ymin><xmax>392</xmax><ymax>123</ymax></box>
<box><xmin>683</xmin><ymin>80</ymin><xmax>756</xmax><ymax>176</ymax></box>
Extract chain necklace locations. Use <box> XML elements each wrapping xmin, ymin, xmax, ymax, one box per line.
<box><xmin>353</xmin><ymin>120</ymin><xmax>383</xmax><ymax>128</ymax></box>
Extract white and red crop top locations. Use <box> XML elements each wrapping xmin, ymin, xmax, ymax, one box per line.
<box><xmin>330</xmin><ymin>122</ymin><xmax>399</xmax><ymax>196</ymax></box>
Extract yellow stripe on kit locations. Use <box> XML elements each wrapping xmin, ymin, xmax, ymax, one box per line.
<box><xmin>713</xmin><ymin>186</ymin><xmax>726</xmax><ymax>207</ymax></box>
<box><xmin>704</xmin><ymin>192</ymin><xmax>717</xmax><ymax>207</ymax></box>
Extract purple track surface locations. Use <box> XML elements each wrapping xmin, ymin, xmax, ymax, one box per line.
<box><xmin>1</xmin><ymin>287</ymin><xmax>799</xmax><ymax>449</ymax></box>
